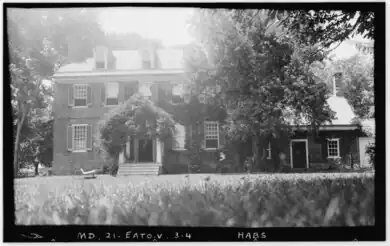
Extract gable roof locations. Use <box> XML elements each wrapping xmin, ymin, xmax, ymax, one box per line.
<box><xmin>57</xmin><ymin>48</ymin><xmax>184</xmax><ymax>73</ymax></box>
<box><xmin>284</xmin><ymin>96</ymin><xmax>357</xmax><ymax>126</ymax></box>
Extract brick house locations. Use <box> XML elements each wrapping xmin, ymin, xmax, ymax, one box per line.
<box><xmin>237</xmin><ymin>80</ymin><xmax>375</xmax><ymax>171</ymax></box>
<box><xmin>52</xmin><ymin>44</ymin><xmax>374</xmax><ymax>175</ymax></box>
<box><xmin>52</xmin><ymin>44</ymin><xmax>225</xmax><ymax>175</ymax></box>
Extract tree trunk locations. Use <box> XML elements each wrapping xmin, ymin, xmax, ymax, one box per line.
<box><xmin>14</xmin><ymin>107</ymin><xmax>26</xmax><ymax>177</ymax></box>
<box><xmin>34</xmin><ymin>160</ymin><xmax>39</xmax><ymax>176</ymax></box>
<box><xmin>253</xmin><ymin>135</ymin><xmax>267</xmax><ymax>172</ymax></box>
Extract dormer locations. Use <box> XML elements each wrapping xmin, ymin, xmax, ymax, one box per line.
<box><xmin>94</xmin><ymin>45</ymin><xmax>109</xmax><ymax>70</ymax></box>
<box><xmin>140</xmin><ymin>49</ymin><xmax>152</xmax><ymax>69</ymax></box>
<box><xmin>140</xmin><ymin>46</ymin><xmax>158</xmax><ymax>69</ymax></box>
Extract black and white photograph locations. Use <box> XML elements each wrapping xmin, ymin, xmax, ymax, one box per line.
<box><xmin>4</xmin><ymin>1</ymin><xmax>384</xmax><ymax>242</ymax></box>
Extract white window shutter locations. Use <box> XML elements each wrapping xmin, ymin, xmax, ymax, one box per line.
<box><xmin>87</xmin><ymin>124</ymin><xmax>93</xmax><ymax>151</ymax></box>
<box><xmin>173</xmin><ymin>124</ymin><xmax>186</xmax><ymax>150</ymax></box>
<box><xmin>87</xmin><ymin>85</ymin><xmax>92</xmax><ymax>107</ymax></box>
<box><xmin>68</xmin><ymin>86</ymin><xmax>74</xmax><ymax>107</ymax></box>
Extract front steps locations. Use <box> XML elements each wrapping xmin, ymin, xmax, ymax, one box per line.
<box><xmin>117</xmin><ymin>163</ymin><xmax>161</xmax><ymax>176</ymax></box>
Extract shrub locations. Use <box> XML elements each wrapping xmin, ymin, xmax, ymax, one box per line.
<box><xmin>365</xmin><ymin>142</ymin><xmax>375</xmax><ymax>168</ymax></box>
<box><xmin>15</xmin><ymin>173</ymin><xmax>374</xmax><ymax>226</ymax></box>
<box><xmin>95</xmin><ymin>94</ymin><xmax>176</xmax><ymax>165</ymax></box>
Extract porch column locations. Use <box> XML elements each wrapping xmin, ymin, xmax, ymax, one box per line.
<box><xmin>125</xmin><ymin>136</ymin><xmax>131</xmax><ymax>163</ymax></box>
<box><xmin>119</xmin><ymin>149</ymin><xmax>125</xmax><ymax>165</ymax></box>
<box><xmin>134</xmin><ymin>138</ymin><xmax>139</xmax><ymax>162</ymax></box>
<box><xmin>153</xmin><ymin>139</ymin><xmax>157</xmax><ymax>163</ymax></box>
<box><xmin>156</xmin><ymin>138</ymin><xmax>162</xmax><ymax>164</ymax></box>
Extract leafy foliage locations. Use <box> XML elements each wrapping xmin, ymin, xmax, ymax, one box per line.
<box><xmin>275</xmin><ymin>10</ymin><xmax>374</xmax><ymax>49</ymax></box>
<box><xmin>95</xmin><ymin>94</ymin><xmax>176</xmax><ymax>169</ymax></box>
<box><xmin>8</xmin><ymin>8</ymin><xmax>106</xmax><ymax>175</ymax></box>
<box><xmin>188</xmin><ymin>9</ymin><xmax>334</xmax><ymax>171</ymax></box>
<box><xmin>15</xmin><ymin>173</ymin><xmax>374</xmax><ymax>226</ymax></box>
<box><xmin>365</xmin><ymin>142</ymin><xmax>375</xmax><ymax>168</ymax></box>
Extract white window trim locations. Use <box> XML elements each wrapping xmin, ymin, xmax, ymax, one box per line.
<box><xmin>204</xmin><ymin>121</ymin><xmax>219</xmax><ymax>150</ymax></box>
<box><xmin>290</xmin><ymin>139</ymin><xmax>309</xmax><ymax>169</ymax></box>
<box><xmin>172</xmin><ymin>124</ymin><xmax>187</xmax><ymax>151</ymax></box>
<box><xmin>105</xmin><ymin>82</ymin><xmax>119</xmax><ymax>107</ymax></box>
<box><xmin>266</xmin><ymin>142</ymin><xmax>272</xmax><ymax>159</ymax></box>
<box><xmin>73</xmin><ymin>84</ymin><xmax>88</xmax><ymax>108</ymax></box>
<box><xmin>72</xmin><ymin>124</ymin><xmax>88</xmax><ymax>153</ymax></box>
<box><xmin>327</xmin><ymin>138</ymin><xmax>341</xmax><ymax>158</ymax></box>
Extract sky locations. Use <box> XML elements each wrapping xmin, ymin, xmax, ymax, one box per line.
<box><xmin>99</xmin><ymin>7</ymin><xmax>195</xmax><ymax>47</ymax></box>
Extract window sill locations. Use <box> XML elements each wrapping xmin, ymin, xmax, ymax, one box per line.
<box><xmin>327</xmin><ymin>156</ymin><xmax>341</xmax><ymax>159</ymax></box>
<box><xmin>72</xmin><ymin>106</ymin><xmax>88</xmax><ymax>109</ymax></box>
<box><xmin>72</xmin><ymin>150</ymin><xmax>87</xmax><ymax>153</ymax></box>
<box><xmin>172</xmin><ymin>148</ymin><xmax>187</xmax><ymax>151</ymax></box>
<box><xmin>204</xmin><ymin>148</ymin><xmax>219</xmax><ymax>151</ymax></box>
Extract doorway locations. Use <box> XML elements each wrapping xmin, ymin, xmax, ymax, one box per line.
<box><xmin>290</xmin><ymin>139</ymin><xmax>309</xmax><ymax>169</ymax></box>
<box><xmin>138</xmin><ymin>139</ymin><xmax>154</xmax><ymax>162</ymax></box>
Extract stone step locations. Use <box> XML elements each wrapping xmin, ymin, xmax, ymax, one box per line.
<box><xmin>117</xmin><ymin>163</ymin><xmax>161</xmax><ymax>176</ymax></box>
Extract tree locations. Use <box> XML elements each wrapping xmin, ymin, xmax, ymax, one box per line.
<box><xmin>8</xmin><ymin>8</ymin><xmax>106</xmax><ymax>175</ymax></box>
<box><xmin>188</xmin><ymin>9</ymin><xmax>334</xmax><ymax>172</ymax></box>
<box><xmin>312</xmin><ymin>52</ymin><xmax>374</xmax><ymax>119</ymax></box>
<box><xmin>274</xmin><ymin>10</ymin><xmax>374</xmax><ymax>49</ymax></box>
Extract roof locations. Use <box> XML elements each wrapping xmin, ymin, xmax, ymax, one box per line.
<box><xmin>56</xmin><ymin>48</ymin><xmax>184</xmax><ymax>74</ymax></box>
<box><xmin>285</xmin><ymin>96</ymin><xmax>357</xmax><ymax>126</ymax></box>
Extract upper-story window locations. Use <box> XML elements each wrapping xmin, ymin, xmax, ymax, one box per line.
<box><xmin>96</xmin><ymin>61</ymin><xmax>105</xmax><ymax>69</ymax></box>
<box><xmin>124</xmin><ymin>82</ymin><xmax>139</xmax><ymax>101</ymax></box>
<box><xmin>204</xmin><ymin>121</ymin><xmax>219</xmax><ymax>150</ymax></box>
<box><xmin>104</xmin><ymin>83</ymin><xmax>119</xmax><ymax>106</ymax></box>
<box><xmin>69</xmin><ymin>84</ymin><xmax>91</xmax><ymax>108</ymax></box>
<box><xmin>74</xmin><ymin>85</ymin><xmax>87</xmax><ymax>107</ymax></box>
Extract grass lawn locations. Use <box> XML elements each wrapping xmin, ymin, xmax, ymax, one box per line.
<box><xmin>15</xmin><ymin>172</ymin><xmax>374</xmax><ymax>226</ymax></box>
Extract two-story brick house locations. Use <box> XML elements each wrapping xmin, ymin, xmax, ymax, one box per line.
<box><xmin>52</xmin><ymin>44</ymin><xmax>225</xmax><ymax>175</ymax></box>
<box><xmin>52</xmin><ymin>43</ymin><xmax>374</xmax><ymax>175</ymax></box>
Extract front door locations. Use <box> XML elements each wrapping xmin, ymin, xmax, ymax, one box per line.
<box><xmin>291</xmin><ymin>140</ymin><xmax>308</xmax><ymax>168</ymax></box>
<box><xmin>138</xmin><ymin>139</ymin><xmax>154</xmax><ymax>162</ymax></box>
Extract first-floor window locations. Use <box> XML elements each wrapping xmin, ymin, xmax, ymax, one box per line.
<box><xmin>327</xmin><ymin>138</ymin><xmax>340</xmax><ymax>158</ymax></box>
<box><xmin>73</xmin><ymin>124</ymin><xmax>88</xmax><ymax>151</ymax></box>
<box><xmin>204</xmin><ymin>121</ymin><xmax>219</xmax><ymax>149</ymax></box>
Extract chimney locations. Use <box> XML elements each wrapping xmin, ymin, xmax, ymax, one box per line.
<box><xmin>67</xmin><ymin>37</ymin><xmax>81</xmax><ymax>62</ymax></box>
<box><xmin>94</xmin><ymin>45</ymin><xmax>108</xmax><ymax>69</ymax></box>
<box><xmin>333</xmin><ymin>72</ymin><xmax>342</xmax><ymax>97</ymax></box>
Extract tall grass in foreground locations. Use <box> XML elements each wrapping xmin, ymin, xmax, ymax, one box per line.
<box><xmin>15</xmin><ymin>173</ymin><xmax>374</xmax><ymax>226</ymax></box>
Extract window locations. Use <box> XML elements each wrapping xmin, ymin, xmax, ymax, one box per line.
<box><xmin>96</xmin><ymin>61</ymin><xmax>105</xmax><ymax>69</ymax></box>
<box><xmin>204</xmin><ymin>121</ymin><xmax>219</xmax><ymax>150</ymax></box>
<box><xmin>73</xmin><ymin>124</ymin><xmax>88</xmax><ymax>152</ymax></box>
<box><xmin>327</xmin><ymin>138</ymin><xmax>340</xmax><ymax>158</ymax></box>
<box><xmin>266</xmin><ymin>142</ymin><xmax>271</xmax><ymax>159</ymax></box>
<box><xmin>74</xmin><ymin>84</ymin><xmax>88</xmax><ymax>107</ymax></box>
<box><xmin>143</xmin><ymin>60</ymin><xmax>151</xmax><ymax>69</ymax></box>
<box><xmin>141</xmin><ymin>50</ymin><xmax>152</xmax><ymax>69</ymax></box>
<box><xmin>105</xmin><ymin>83</ymin><xmax>119</xmax><ymax>106</ymax></box>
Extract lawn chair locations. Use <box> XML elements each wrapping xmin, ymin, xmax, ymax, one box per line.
<box><xmin>80</xmin><ymin>168</ymin><xmax>97</xmax><ymax>179</ymax></box>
